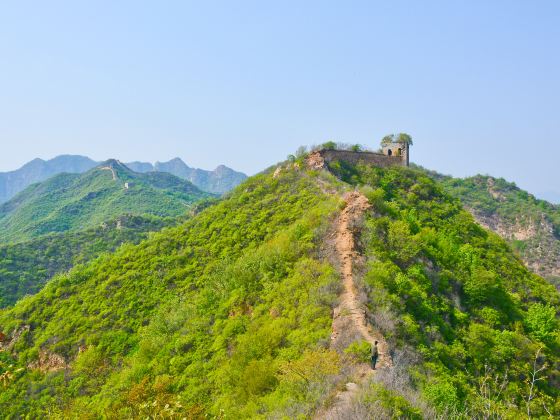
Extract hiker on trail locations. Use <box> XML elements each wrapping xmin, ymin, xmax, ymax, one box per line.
<box><xmin>371</xmin><ymin>341</ymin><xmax>379</xmax><ymax>370</ymax></box>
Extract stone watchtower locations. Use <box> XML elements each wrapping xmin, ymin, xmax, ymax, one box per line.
<box><xmin>382</xmin><ymin>140</ymin><xmax>410</xmax><ymax>166</ymax></box>
<box><xmin>306</xmin><ymin>133</ymin><xmax>412</xmax><ymax>170</ymax></box>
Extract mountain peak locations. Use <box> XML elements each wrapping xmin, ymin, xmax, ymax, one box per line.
<box><xmin>168</xmin><ymin>157</ymin><xmax>188</xmax><ymax>166</ymax></box>
<box><xmin>97</xmin><ymin>159</ymin><xmax>131</xmax><ymax>171</ymax></box>
<box><xmin>100</xmin><ymin>158</ymin><xmax>121</xmax><ymax>167</ymax></box>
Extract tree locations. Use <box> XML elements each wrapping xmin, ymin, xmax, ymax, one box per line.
<box><xmin>525</xmin><ymin>303</ymin><xmax>558</xmax><ymax>345</ymax></box>
<box><xmin>321</xmin><ymin>141</ymin><xmax>337</xmax><ymax>150</ymax></box>
<box><xmin>350</xmin><ymin>144</ymin><xmax>362</xmax><ymax>152</ymax></box>
<box><xmin>381</xmin><ymin>134</ymin><xmax>395</xmax><ymax>146</ymax></box>
<box><xmin>525</xmin><ymin>347</ymin><xmax>549</xmax><ymax>418</ymax></box>
<box><xmin>381</xmin><ymin>133</ymin><xmax>413</xmax><ymax>146</ymax></box>
<box><xmin>397</xmin><ymin>133</ymin><xmax>413</xmax><ymax>145</ymax></box>
<box><xmin>295</xmin><ymin>146</ymin><xmax>307</xmax><ymax>158</ymax></box>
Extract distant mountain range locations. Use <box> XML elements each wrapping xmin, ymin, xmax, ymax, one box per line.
<box><xmin>0</xmin><ymin>155</ymin><xmax>98</xmax><ymax>203</ymax></box>
<box><xmin>126</xmin><ymin>157</ymin><xmax>247</xmax><ymax>194</ymax></box>
<box><xmin>0</xmin><ymin>159</ymin><xmax>209</xmax><ymax>243</ymax></box>
<box><xmin>0</xmin><ymin>155</ymin><xmax>247</xmax><ymax>203</ymax></box>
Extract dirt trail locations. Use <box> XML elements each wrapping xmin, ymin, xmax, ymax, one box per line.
<box><xmin>319</xmin><ymin>191</ymin><xmax>392</xmax><ymax>419</ymax></box>
<box><xmin>332</xmin><ymin>191</ymin><xmax>391</xmax><ymax>367</ymax></box>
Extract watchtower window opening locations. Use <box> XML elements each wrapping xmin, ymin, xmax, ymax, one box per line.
<box><xmin>387</xmin><ymin>149</ymin><xmax>392</xmax><ymax>156</ymax></box>
<box><xmin>397</xmin><ymin>148</ymin><xmax>402</xmax><ymax>156</ymax></box>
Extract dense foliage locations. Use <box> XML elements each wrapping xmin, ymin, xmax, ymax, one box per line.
<box><xmin>0</xmin><ymin>160</ymin><xmax>209</xmax><ymax>243</ymax></box>
<box><xmin>381</xmin><ymin>133</ymin><xmax>413</xmax><ymax>146</ymax></box>
<box><xmin>0</xmin><ymin>169</ymin><xmax>344</xmax><ymax>418</ymax></box>
<box><xmin>330</xmin><ymin>161</ymin><xmax>560</xmax><ymax>417</ymax></box>
<box><xmin>0</xmin><ymin>214</ymin><xmax>179</xmax><ymax>308</ymax></box>
<box><xmin>426</xmin><ymin>171</ymin><xmax>560</xmax><ymax>288</ymax></box>
<box><xmin>1</xmin><ymin>161</ymin><xmax>558</xmax><ymax>418</ymax></box>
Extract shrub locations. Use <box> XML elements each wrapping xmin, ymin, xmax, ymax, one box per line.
<box><xmin>525</xmin><ymin>303</ymin><xmax>558</xmax><ymax>345</ymax></box>
<box><xmin>344</xmin><ymin>340</ymin><xmax>371</xmax><ymax>363</ymax></box>
<box><xmin>321</xmin><ymin>141</ymin><xmax>337</xmax><ymax>150</ymax></box>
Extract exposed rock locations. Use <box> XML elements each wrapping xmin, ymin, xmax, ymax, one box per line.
<box><xmin>468</xmin><ymin>208</ymin><xmax>560</xmax><ymax>282</ymax></box>
<box><xmin>472</xmin><ymin>210</ymin><xmax>541</xmax><ymax>241</ymax></box>
<box><xmin>306</xmin><ymin>151</ymin><xmax>326</xmax><ymax>170</ymax></box>
<box><xmin>0</xmin><ymin>325</ymin><xmax>30</xmax><ymax>352</ymax></box>
<box><xmin>28</xmin><ymin>350</ymin><xmax>67</xmax><ymax>373</ymax></box>
<box><xmin>486</xmin><ymin>177</ymin><xmax>507</xmax><ymax>202</ymax></box>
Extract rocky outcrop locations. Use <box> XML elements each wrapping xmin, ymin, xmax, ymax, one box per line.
<box><xmin>431</xmin><ymin>173</ymin><xmax>560</xmax><ymax>288</ymax></box>
<box><xmin>0</xmin><ymin>325</ymin><xmax>30</xmax><ymax>352</ymax></box>
<box><xmin>28</xmin><ymin>350</ymin><xmax>67</xmax><ymax>373</ymax></box>
<box><xmin>468</xmin><ymin>208</ymin><xmax>560</xmax><ymax>283</ymax></box>
<box><xmin>306</xmin><ymin>151</ymin><xmax>327</xmax><ymax>170</ymax></box>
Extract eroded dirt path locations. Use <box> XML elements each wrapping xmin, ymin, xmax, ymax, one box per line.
<box><xmin>319</xmin><ymin>191</ymin><xmax>392</xmax><ymax>419</ymax></box>
<box><xmin>331</xmin><ymin>191</ymin><xmax>391</xmax><ymax>367</ymax></box>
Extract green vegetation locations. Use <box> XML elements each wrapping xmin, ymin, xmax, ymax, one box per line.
<box><xmin>426</xmin><ymin>171</ymin><xmax>560</xmax><ymax>287</ymax></box>
<box><xmin>381</xmin><ymin>133</ymin><xmax>413</xmax><ymax>145</ymax></box>
<box><xmin>321</xmin><ymin>140</ymin><xmax>338</xmax><ymax>150</ymax></box>
<box><xmin>1</xmin><ymin>160</ymin><xmax>558</xmax><ymax>418</ymax></box>
<box><xmin>0</xmin><ymin>160</ymin><xmax>210</xmax><ymax>243</ymax></box>
<box><xmin>350</xmin><ymin>144</ymin><xmax>363</xmax><ymax>152</ymax></box>
<box><xmin>0</xmin><ymin>214</ymin><xmax>181</xmax><ymax>308</ymax></box>
<box><xmin>0</xmin><ymin>169</ymin><xmax>344</xmax><ymax>418</ymax></box>
<box><xmin>330</xmin><ymin>161</ymin><xmax>559</xmax><ymax>417</ymax></box>
<box><xmin>344</xmin><ymin>340</ymin><xmax>371</xmax><ymax>363</ymax></box>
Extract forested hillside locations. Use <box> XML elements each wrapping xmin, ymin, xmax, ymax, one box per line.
<box><xmin>425</xmin><ymin>170</ymin><xmax>560</xmax><ymax>288</ymax></box>
<box><xmin>0</xmin><ymin>214</ymin><xmax>182</xmax><ymax>308</ymax></box>
<box><xmin>0</xmin><ymin>160</ymin><xmax>558</xmax><ymax>418</ymax></box>
<box><xmin>0</xmin><ymin>160</ymin><xmax>209</xmax><ymax>243</ymax></box>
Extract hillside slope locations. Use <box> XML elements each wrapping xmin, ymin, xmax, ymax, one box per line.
<box><xmin>0</xmin><ymin>161</ymin><xmax>558</xmax><ymax>418</ymax></box>
<box><xmin>0</xmin><ymin>160</ymin><xmax>209</xmax><ymax>243</ymax></box>
<box><xmin>0</xmin><ymin>155</ymin><xmax>97</xmax><ymax>203</ymax></box>
<box><xmin>0</xmin><ymin>214</ymin><xmax>182</xmax><ymax>308</ymax></box>
<box><xmin>428</xmin><ymin>172</ymin><xmax>560</xmax><ymax>288</ymax></box>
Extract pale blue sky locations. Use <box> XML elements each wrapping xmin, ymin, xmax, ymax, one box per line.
<box><xmin>1</xmin><ymin>1</ymin><xmax>559</xmax><ymax>201</ymax></box>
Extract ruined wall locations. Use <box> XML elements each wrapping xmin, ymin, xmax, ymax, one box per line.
<box><xmin>314</xmin><ymin>149</ymin><xmax>407</xmax><ymax>168</ymax></box>
<box><xmin>382</xmin><ymin>142</ymin><xmax>409</xmax><ymax>166</ymax></box>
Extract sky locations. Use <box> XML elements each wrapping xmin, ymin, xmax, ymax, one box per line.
<box><xmin>0</xmin><ymin>1</ymin><xmax>559</xmax><ymax>202</ymax></box>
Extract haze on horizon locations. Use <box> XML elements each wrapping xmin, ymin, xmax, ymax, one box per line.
<box><xmin>0</xmin><ymin>1</ymin><xmax>558</xmax><ymax>202</ymax></box>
